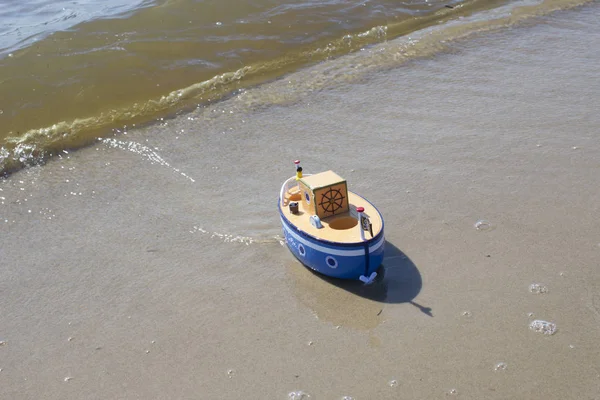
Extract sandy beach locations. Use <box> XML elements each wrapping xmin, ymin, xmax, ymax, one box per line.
<box><xmin>1</xmin><ymin>3</ymin><xmax>599</xmax><ymax>399</ymax></box>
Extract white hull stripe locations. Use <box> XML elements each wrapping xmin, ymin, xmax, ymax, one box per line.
<box><xmin>369</xmin><ymin>234</ymin><xmax>385</xmax><ymax>252</ymax></box>
<box><xmin>281</xmin><ymin>217</ymin><xmax>384</xmax><ymax>257</ymax></box>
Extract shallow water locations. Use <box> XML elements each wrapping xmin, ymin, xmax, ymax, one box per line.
<box><xmin>0</xmin><ymin>2</ymin><xmax>599</xmax><ymax>399</ymax></box>
<box><xmin>0</xmin><ymin>0</ymin><xmax>594</xmax><ymax>176</ymax></box>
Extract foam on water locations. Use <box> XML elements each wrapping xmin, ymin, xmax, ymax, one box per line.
<box><xmin>101</xmin><ymin>138</ymin><xmax>196</xmax><ymax>183</ymax></box>
<box><xmin>494</xmin><ymin>362</ymin><xmax>507</xmax><ymax>371</ymax></box>
<box><xmin>529</xmin><ymin>283</ymin><xmax>548</xmax><ymax>294</ymax></box>
<box><xmin>474</xmin><ymin>219</ymin><xmax>493</xmax><ymax>231</ymax></box>
<box><xmin>529</xmin><ymin>320</ymin><xmax>557</xmax><ymax>335</ymax></box>
<box><xmin>288</xmin><ymin>391</ymin><xmax>311</xmax><ymax>400</ymax></box>
<box><xmin>189</xmin><ymin>225</ymin><xmax>283</xmax><ymax>246</ymax></box>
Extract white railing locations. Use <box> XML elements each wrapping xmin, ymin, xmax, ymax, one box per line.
<box><xmin>279</xmin><ymin>174</ymin><xmax>312</xmax><ymax>206</ymax></box>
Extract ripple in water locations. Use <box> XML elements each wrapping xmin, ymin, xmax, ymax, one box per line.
<box><xmin>529</xmin><ymin>283</ymin><xmax>548</xmax><ymax>294</ymax></box>
<box><xmin>529</xmin><ymin>320</ymin><xmax>557</xmax><ymax>335</ymax></box>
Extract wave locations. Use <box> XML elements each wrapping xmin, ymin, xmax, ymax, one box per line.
<box><xmin>0</xmin><ymin>0</ymin><xmax>593</xmax><ymax>177</ymax></box>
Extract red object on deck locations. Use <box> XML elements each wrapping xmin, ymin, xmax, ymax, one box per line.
<box><xmin>356</xmin><ymin>207</ymin><xmax>364</xmax><ymax>213</ymax></box>
<box><xmin>294</xmin><ymin>160</ymin><xmax>300</xmax><ymax>164</ymax></box>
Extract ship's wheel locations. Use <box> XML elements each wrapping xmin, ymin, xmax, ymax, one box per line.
<box><xmin>318</xmin><ymin>188</ymin><xmax>345</xmax><ymax>215</ymax></box>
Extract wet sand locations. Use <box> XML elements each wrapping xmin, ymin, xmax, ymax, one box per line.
<box><xmin>1</xmin><ymin>5</ymin><xmax>599</xmax><ymax>399</ymax></box>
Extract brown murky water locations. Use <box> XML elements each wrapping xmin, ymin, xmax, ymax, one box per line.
<box><xmin>0</xmin><ymin>0</ymin><xmax>592</xmax><ymax>175</ymax></box>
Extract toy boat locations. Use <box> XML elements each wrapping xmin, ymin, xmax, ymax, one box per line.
<box><xmin>279</xmin><ymin>160</ymin><xmax>384</xmax><ymax>284</ymax></box>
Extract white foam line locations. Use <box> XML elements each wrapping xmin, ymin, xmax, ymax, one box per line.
<box><xmin>190</xmin><ymin>225</ymin><xmax>283</xmax><ymax>246</ymax></box>
<box><xmin>101</xmin><ymin>138</ymin><xmax>195</xmax><ymax>183</ymax></box>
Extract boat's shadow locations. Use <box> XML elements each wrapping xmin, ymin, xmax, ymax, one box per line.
<box><xmin>305</xmin><ymin>240</ymin><xmax>431</xmax><ymax>316</ymax></box>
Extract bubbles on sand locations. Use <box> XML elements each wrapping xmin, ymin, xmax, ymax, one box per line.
<box><xmin>288</xmin><ymin>391</ymin><xmax>311</xmax><ymax>400</ymax></box>
<box><xmin>529</xmin><ymin>320</ymin><xmax>557</xmax><ymax>335</ymax></box>
<box><xmin>529</xmin><ymin>283</ymin><xmax>548</xmax><ymax>294</ymax></box>
<box><xmin>494</xmin><ymin>362</ymin><xmax>507</xmax><ymax>371</ymax></box>
<box><xmin>227</xmin><ymin>369</ymin><xmax>235</xmax><ymax>378</ymax></box>
<box><xmin>388</xmin><ymin>379</ymin><xmax>398</xmax><ymax>387</ymax></box>
<box><xmin>474</xmin><ymin>219</ymin><xmax>493</xmax><ymax>231</ymax></box>
<box><xmin>447</xmin><ymin>388</ymin><xmax>458</xmax><ymax>395</ymax></box>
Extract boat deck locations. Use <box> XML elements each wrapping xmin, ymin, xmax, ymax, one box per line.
<box><xmin>279</xmin><ymin>184</ymin><xmax>383</xmax><ymax>244</ymax></box>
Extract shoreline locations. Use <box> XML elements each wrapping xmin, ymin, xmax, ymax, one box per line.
<box><xmin>1</xmin><ymin>0</ymin><xmax>595</xmax><ymax>177</ymax></box>
<box><xmin>1</xmin><ymin>4</ymin><xmax>599</xmax><ymax>399</ymax></box>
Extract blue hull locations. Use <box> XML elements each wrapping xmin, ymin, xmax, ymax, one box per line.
<box><xmin>280</xmin><ymin>211</ymin><xmax>384</xmax><ymax>280</ymax></box>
